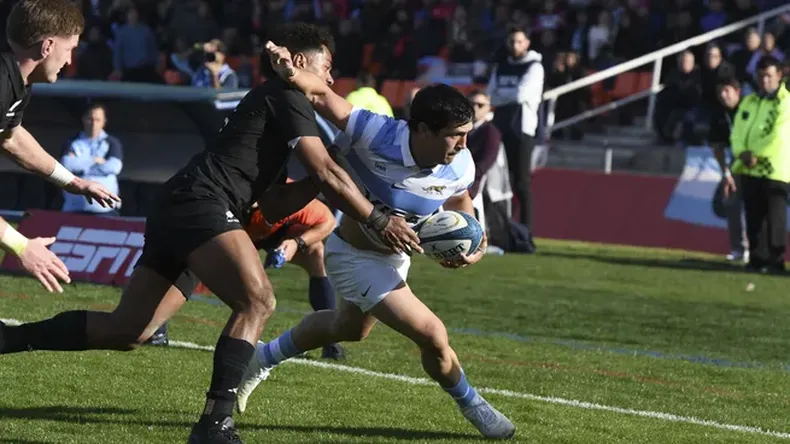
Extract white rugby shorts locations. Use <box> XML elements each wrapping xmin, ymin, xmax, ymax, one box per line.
<box><xmin>324</xmin><ymin>232</ymin><xmax>410</xmax><ymax>312</ymax></box>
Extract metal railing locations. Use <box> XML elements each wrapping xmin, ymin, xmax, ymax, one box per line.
<box><xmin>542</xmin><ymin>3</ymin><xmax>790</xmax><ymax>136</ymax></box>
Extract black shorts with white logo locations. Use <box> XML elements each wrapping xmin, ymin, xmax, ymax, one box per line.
<box><xmin>135</xmin><ymin>186</ymin><xmax>243</xmax><ymax>298</ymax></box>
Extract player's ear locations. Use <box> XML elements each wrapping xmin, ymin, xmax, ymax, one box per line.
<box><xmin>293</xmin><ymin>52</ymin><xmax>308</xmax><ymax>69</ymax></box>
<box><xmin>39</xmin><ymin>38</ymin><xmax>54</xmax><ymax>59</ymax></box>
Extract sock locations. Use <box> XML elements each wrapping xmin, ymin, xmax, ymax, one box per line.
<box><xmin>256</xmin><ymin>329</ymin><xmax>303</xmax><ymax>369</ymax></box>
<box><xmin>1</xmin><ymin>311</ymin><xmax>88</xmax><ymax>354</ymax></box>
<box><xmin>441</xmin><ymin>370</ymin><xmax>479</xmax><ymax>409</ymax></box>
<box><xmin>201</xmin><ymin>335</ymin><xmax>255</xmax><ymax>422</ymax></box>
<box><xmin>308</xmin><ymin>276</ymin><xmax>336</xmax><ymax>311</ymax></box>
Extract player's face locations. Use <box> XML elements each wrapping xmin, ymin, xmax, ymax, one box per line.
<box><xmin>301</xmin><ymin>45</ymin><xmax>334</xmax><ymax>86</ymax></box>
<box><xmin>31</xmin><ymin>34</ymin><xmax>79</xmax><ymax>83</ymax></box>
<box><xmin>418</xmin><ymin>121</ymin><xmax>473</xmax><ymax>165</ymax></box>
<box><xmin>506</xmin><ymin>32</ymin><xmax>529</xmax><ymax>58</ymax></box>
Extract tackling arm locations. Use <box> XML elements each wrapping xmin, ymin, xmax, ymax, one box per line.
<box><xmin>286</xmin><ymin>69</ymin><xmax>354</xmax><ymax>131</ymax></box>
<box><xmin>1</xmin><ymin>126</ymin><xmax>63</xmax><ymax>179</ymax></box>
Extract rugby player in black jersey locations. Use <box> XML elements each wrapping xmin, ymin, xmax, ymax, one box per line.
<box><xmin>0</xmin><ymin>22</ymin><xmax>420</xmax><ymax>444</ymax></box>
<box><xmin>0</xmin><ymin>0</ymin><xmax>120</xmax><ymax>293</ymax></box>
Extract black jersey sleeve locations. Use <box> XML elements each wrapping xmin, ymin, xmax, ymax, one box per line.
<box><xmin>272</xmin><ymin>89</ymin><xmax>321</xmax><ymax>147</ymax></box>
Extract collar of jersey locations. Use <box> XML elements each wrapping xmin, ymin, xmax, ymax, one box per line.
<box><xmin>399</xmin><ymin>125</ymin><xmax>442</xmax><ymax>173</ymax></box>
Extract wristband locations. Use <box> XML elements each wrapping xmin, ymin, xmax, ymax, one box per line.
<box><xmin>294</xmin><ymin>236</ymin><xmax>307</xmax><ymax>253</ymax></box>
<box><xmin>364</xmin><ymin>207</ymin><xmax>389</xmax><ymax>232</ymax></box>
<box><xmin>724</xmin><ymin>169</ymin><xmax>732</xmax><ymax>178</ymax></box>
<box><xmin>1</xmin><ymin>224</ymin><xmax>28</xmax><ymax>256</ymax></box>
<box><xmin>47</xmin><ymin>162</ymin><xmax>76</xmax><ymax>188</ymax></box>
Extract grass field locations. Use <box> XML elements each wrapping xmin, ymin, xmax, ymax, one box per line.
<box><xmin>1</xmin><ymin>239</ymin><xmax>789</xmax><ymax>443</ymax></box>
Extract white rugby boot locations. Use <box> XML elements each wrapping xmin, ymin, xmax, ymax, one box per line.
<box><xmin>460</xmin><ymin>394</ymin><xmax>516</xmax><ymax>439</ymax></box>
<box><xmin>235</xmin><ymin>341</ymin><xmax>272</xmax><ymax>414</ymax></box>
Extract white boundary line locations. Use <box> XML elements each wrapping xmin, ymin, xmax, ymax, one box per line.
<box><xmin>3</xmin><ymin>319</ymin><xmax>789</xmax><ymax>440</ymax></box>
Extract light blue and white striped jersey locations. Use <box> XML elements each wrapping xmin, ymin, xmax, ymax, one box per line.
<box><xmin>335</xmin><ymin>107</ymin><xmax>475</xmax><ymax>248</ymax></box>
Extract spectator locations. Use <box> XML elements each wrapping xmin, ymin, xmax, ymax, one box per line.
<box><xmin>746</xmin><ymin>32</ymin><xmax>784</xmax><ymax>82</ymax></box>
<box><xmin>700</xmin><ymin>44</ymin><xmax>735</xmax><ymax>120</ymax></box>
<box><xmin>548</xmin><ymin>51</ymin><xmax>588</xmax><ymax>140</ymax></box>
<box><xmin>700</xmin><ymin>0</ymin><xmax>728</xmax><ymax>34</ymax></box>
<box><xmin>111</xmin><ymin>7</ymin><xmax>160</xmax><ymax>83</ymax></box>
<box><xmin>61</xmin><ymin>104</ymin><xmax>123</xmax><ymax>216</ymax></box>
<box><xmin>708</xmin><ymin>75</ymin><xmax>748</xmax><ymax>263</ymax></box>
<box><xmin>488</xmin><ymin>26</ymin><xmax>544</xmax><ymax>228</ymax></box>
<box><xmin>466</xmin><ymin>90</ymin><xmax>504</xmax><ymax>201</ymax></box>
<box><xmin>167</xmin><ymin>36</ymin><xmax>195</xmax><ymax>84</ymax></box>
<box><xmin>587</xmin><ymin>10</ymin><xmax>614</xmax><ymax>63</ymax></box>
<box><xmin>654</xmin><ymin>50</ymin><xmax>701</xmax><ymax>144</ymax></box>
<box><xmin>731</xmin><ymin>28</ymin><xmax>761</xmax><ymax>91</ymax></box>
<box><xmin>76</xmin><ymin>24</ymin><xmax>113</xmax><ymax>81</ymax></box>
<box><xmin>730</xmin><ymin>56</ymin><xmax>790</xmax><ymax>273</ymax></box>
<box><xmin>192</xmin><ymin>41</ymin><xmax>239</xmax><ymax>90</ymax></box>
<box><xmin>345</xmin><ymin>71</ymin><xmax>394</xmax><ymax>117</ymax></box>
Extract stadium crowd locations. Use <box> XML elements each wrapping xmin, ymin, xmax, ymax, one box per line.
<box><xmin>0</xmin><ymin>0</ymin><xmax>781</xmax><ymax>91</ymax></box>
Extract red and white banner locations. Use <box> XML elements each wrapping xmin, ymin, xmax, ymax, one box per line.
<box><xmin>1</xmin><ymin>210</ymin><xmax>145</xmax><ymax>287</ymax></box>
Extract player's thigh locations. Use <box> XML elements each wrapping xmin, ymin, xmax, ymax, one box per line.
<box><xmin>187</xmin><ymin>229</ymin><xmax>274</xmax><ymax>314</ymax></box>
<box><xmin>324</xmin><ymin>233</ymin><xmax>409</xmax><ymax>314</ymax></box>
<box><xmin>368</xmin><ymin>285</ymin><xmax>448</xmax><ymax>351</ymax></box>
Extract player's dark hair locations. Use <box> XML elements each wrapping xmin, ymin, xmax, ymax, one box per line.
<box><xmin>409</xmin><ymin>84</ymin><xmax>474</xmax><ymax>133</ymax></box>
<box><xmin>507</xmin><ymin>25</ymin><xmax>529</xmax><ymax>38</ymax></box>
<box><xmin>467</xmin><ymin>89</ymin><xmax>488</xmax><ymax>99</ymax></box>
<box><xmin>6</xmin><ymin>0</ymin><xmax>84</xmax><ymax>48</ymax></box>
<box><xmin>757</xmin><ymin>55</ymin><xmax>782</xmax><ymax>73</ymax></box>
<box><xmin>262</xmin><ymin>23</ymin><xmax>335</xmax><ymax>78</ymax></box>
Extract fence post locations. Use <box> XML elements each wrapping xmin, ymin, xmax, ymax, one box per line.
<box><xmin>544</xmin><ymin>97</ymin><xmax>557</xmax><ymax>144</ymax></box>
<box><xmin>604</xmin><ymin>146</ymin><xmax>613</xmax><ymax>175</ymax></box>
<box><xmin>645</xmin><ymin>58</ymin><xmax>662</xmax><ymax>131</ymax></box>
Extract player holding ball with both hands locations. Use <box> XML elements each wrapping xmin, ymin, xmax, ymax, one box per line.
<box><xmin>234</xmin><ymin>34</ymin><xmax>515</xmax><ymax>440</ymax></box>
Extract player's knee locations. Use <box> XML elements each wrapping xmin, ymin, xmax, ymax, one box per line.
<box><xmin>242</xmin><ymin>277</ymin><xmax>277</xmax><ymax>318</ymax></box>
<box><xmin>419</xmin><ymin>320</ymin><xmax>450</xmax><ymax>355</ymax></box>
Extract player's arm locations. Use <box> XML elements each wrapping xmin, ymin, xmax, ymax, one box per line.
<box><xmin>1</xmin><ymin>126</ymin><xmax>120</xmax><ymax>207</ymax></box>
<box><xmin>295</xmin><ymin>137</ymin><xmax>421</xmax><ymax>254</ymax></box>
<box><xmin>0</xmin><ymin>217</ymin><xmax>71</xmax><ymax>292</ymax></box>
<box><xmin>265</xmin><ymin>41</ymin><xmax>353</xmax><ymax>130</ymax></box>
<box><xmin>289</xmin><ymin>200</ymin><xmax>335</xmax><ymax>246</ymax></box>
<box><xmin>256</xmin><ymin>177</ymin><xmax>321</xmax><ymax>223</ymax></box>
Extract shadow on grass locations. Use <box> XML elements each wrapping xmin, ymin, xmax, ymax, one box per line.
<box><xmin>0</xmin><ymin>405</ymin><xmax>482</xmax><ymax>441</ymax></box>
<box><xmin>539</xmin><ymin>250</ymin><xmax>788</xmax><ymax>276</ymax></box>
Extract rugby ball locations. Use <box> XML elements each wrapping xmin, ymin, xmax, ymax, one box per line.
<box><xmin>418</xmin><ymin>211</ymin><xmax>483</xmax><ymax>262</ymax></box>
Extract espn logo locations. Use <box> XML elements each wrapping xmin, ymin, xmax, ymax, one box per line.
<box><xmin>50</xmin><ymin>226</ymin><xmax>144</xmax><ymax>276</ymax></box>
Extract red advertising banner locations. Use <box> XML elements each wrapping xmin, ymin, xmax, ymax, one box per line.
<box><xmin>0</xmin><ymin>210</ymin><xmax>146</xmax><ymax>287</ymax></box>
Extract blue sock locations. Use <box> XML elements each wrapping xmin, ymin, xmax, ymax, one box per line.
<box><xmin>308</xmin><ymin>276</ymin><xmax>336</xmax><ymax>311</ymax></box>
<box><xmin>256</xmin><ymin>329</ymin><xmax>303</xmax><ymax>368</ymax></box>
<box><xmin>442</xmin><ymin>371</ymin><xmax>479</xmax><ymax>408</ymax></box>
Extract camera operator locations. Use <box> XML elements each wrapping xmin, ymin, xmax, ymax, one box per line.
<box><xmin>191</xmin><ymin>40</ymin><xmax>239</xmax><ymax>90</ymax></box>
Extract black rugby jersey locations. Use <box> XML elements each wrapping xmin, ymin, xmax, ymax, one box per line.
<box><xmin>165</xmin><ymin>77</ymin><xmax>322</xmax><ymax>214</ymax></box>
<box><xmin>0</xmin><ymin>52</ymin><xmax>31</xmax><ymax>133</ymax></box>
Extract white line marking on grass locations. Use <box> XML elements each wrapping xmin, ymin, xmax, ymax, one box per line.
<box><xmin>3</xmin><ymin>319</ymin><xmax>789</xmax><ymax>440</ymax></box>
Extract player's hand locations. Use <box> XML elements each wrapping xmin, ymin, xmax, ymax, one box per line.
<box><xmin>264</xmin><ymin>41</ymin><xmax>296</xmax><ymax>79</ymax></box>
<box><xmin>722</xmin><ymin>175</ymin><xmax>737</xmax><ymax>198</ymax></box>
<box><xmin>64</xmin><ymin>177</ymin><xmax>121</xmax><ymax>208</ymax></box>
<box><xmin>277</xmin><ymin>239</ymin><xmax>298</xmax><ymax>262</ymax></box>
<box><xmin>739</xmin><ymin>151</ymin><xmax>758</xmax><ymax>168</ymax></box>
<box><xmin>379</xmin><ymin>216</ymin><xmax>422</xmax><ymax>255</ymax></box>
<box><xmin>19</xmin><ymin>237</ymin><xmax>71</xmax><ymax>293</ymax></box>
<box><xmin>440</xmin><ymin>233</ymin><xmax>487</xmax><ymax>269</ymax></box>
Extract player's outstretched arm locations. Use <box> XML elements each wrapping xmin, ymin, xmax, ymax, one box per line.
<box><xmin>441</xmin><ymin>191</ymin><xmax>487</xmax><ymax>268</ymax></box>
<box><xmin>256</xmin><ymin>178</ymin><xmax>320</xmax><ymax>222</ymax></box>
<box><xmin>295</xmin><ymin>136</ymin><xmax>422</xmax><ymax>254</ymax></box>
<box><xmin>1</xmin><ymin>126</ymin><xmax>121</xmax><ymax>208</ymax></box>
<box><xmin>265</xmin><ymin>41</ymin><xmax>354</xmax><ymax>131</ymax></box>
<box><xmin>0</xmin><ymin>217</ymin><xmax>71</xmax><ymax>292</ymax></box>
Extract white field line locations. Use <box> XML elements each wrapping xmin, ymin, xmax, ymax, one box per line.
<box><xmin>3</xmin><ymin>318</ymin><xmax>789</xmax><ymax>439</ymax></box>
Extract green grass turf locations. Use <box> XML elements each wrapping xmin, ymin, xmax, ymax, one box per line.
<box><xmin>0</xmin><ymin>239</ymin><xmax>788</xmax><ymax>443</ymax></box>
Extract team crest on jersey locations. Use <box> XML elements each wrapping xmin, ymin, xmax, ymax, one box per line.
<box><xmin>374</xmin><ymin>161</ymin><xmax>387</xmax><ymax>172</ymax></box>
<box><xmin>422</xmin><ymin>185</ymin><xmax>447</xmax><ymax>194</ymax></box>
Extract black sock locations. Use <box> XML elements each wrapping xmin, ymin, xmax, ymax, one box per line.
<box><xmin>201</xmin><ymin>335</ymin><xmax>255</xmax><ymax>422</ymax></box>
<box><xmin>1</xmin><ymin>311</ymin><xmax>88</xmax><ymax>354</ymax></box>
<box><xmin>308</xmin><ymin>276</ymin><xmax>335</xmax><ymax>312</ymax></box>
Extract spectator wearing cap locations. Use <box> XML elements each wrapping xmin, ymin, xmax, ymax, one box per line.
<box><xmin>487</xmin><ymin>26</ymin><xmax>544</xmax><ymax>229</ymax></box>
<box><xmin>730</xmin><ymin>56</ymin><xmax>790</xmax><ymax>273</ymax></box>
<box><xmin>191</xmin><ymin>40</ymin><xmax>239</xmax><ymax>90</ymax></box>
